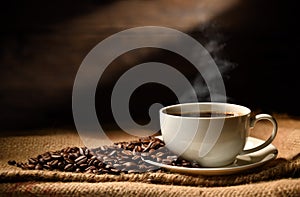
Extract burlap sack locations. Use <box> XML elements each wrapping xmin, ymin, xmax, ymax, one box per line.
<box><xmin>0</xmin><ymin>115</ymin><xmax>299</xmax><ymax>196</ymax></box>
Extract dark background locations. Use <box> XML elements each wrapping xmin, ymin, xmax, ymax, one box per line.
<box><xmin>0</xmin><ymin>0</ymin><xmax>299</xmax><ymax>132</ymax></box>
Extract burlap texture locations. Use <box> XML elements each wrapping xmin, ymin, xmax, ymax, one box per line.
<box><xmin>0</xmin><ymin>115</ymin><xmax>300</xmax><ymax>196</ymax></box>
<box><xmin>0</xmin><ymin>179</ymin><xmax>299</xmax><ymax>197</ymax></box>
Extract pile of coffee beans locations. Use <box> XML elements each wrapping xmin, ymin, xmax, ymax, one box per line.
<box><xmin>8</xmin><ymin>136</ymin><xmax>201</xmax><ymax>174</ymax></box>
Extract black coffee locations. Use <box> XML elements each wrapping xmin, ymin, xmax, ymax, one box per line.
<box><xmin>168</xmin><ymin>111</ymin><xmax>236</xmax><ymax>117</ymax></box>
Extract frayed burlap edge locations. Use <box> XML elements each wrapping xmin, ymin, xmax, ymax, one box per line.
<box><xmin>1</xmin><ymin>154</ymin><xmax>299</xmax><ymax>187</ymax></box>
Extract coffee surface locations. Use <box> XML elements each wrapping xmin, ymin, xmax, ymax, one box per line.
<box><xmin>168</xmin><ymin>111</ymin><xmax>236</xmax><ymax>117</ymax></box>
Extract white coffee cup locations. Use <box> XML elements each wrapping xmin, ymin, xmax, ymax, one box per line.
<box><xmin>159</xmin><ymin>102</ymin><xmax>278</xmax><ymax>167</ymax></box>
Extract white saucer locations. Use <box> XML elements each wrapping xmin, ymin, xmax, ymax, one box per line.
<box><xmin>143</xmin><ymin>136</ymin><xmax>278</xmax><ymax>176</ymax></box>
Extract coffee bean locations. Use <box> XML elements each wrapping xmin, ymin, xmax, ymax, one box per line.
<box><xmin>75</xmin><ymin>155</ymin><xmax>87</xmax><ymax>163</ymax></box>
<box><xmin>87</xmin><ymin>159</ymin><xmax>94</xmax><ymax>166</ymax></box>
<box><xmin>108</xmin><ymin>150</ymin><xmax>117</xmax><ymax>156</ymax></box>
<box><xmin>97</xmin><ymin>162</ymin><xmax>105</xmax><ymax>168</ymax></box>
<box><xmin>126</xmin><ymin>144</ymin><xmax>135</xmax><ymax>151</ymax></box>
<box><xmin>43</xmin><ymin>164</ymin><xmax>52</xmax><ymax>170</ymax></box>
<box><xmin>79</xmin><ymin>147</ymin><xmax>85</xmax><ymax>156</ymax></box>
<box><xmin>42</xmin><ymin>155</ymin><xmax>52</xmax><ymax>162</ymax></box>
<box><xmin>143</xmin><ymin>141</ymin><xmax>153</xmax><ymax>152</ymax></box>
<box><xmin>28</xmin><ymin>158</ymin><xmax>38</xmax><ymax>165</ymax></box>
<box><xmin>141</xmin><ymin>152</ymin><xmax>149</xmax><ymax>157</ymax></box>
<box><xmin>133</xmin><ymin>146</ymin><xmax>142</xmax><ymax>154</ymax></box>
<box><xmin>64</xmin><ymin>164</ymin><xmax>74</xmax><ymax>171</ymax></box>
<box><xmin>122</xmin><ymin>150</ymin><xmax>133</xmax><ymax>156</ymax></box>
<box><xmin>65</xmin><ymin>158</ymin><xmax>74</xmax><ymax>164</ymax></box>
<box><xmin>9</xmin><ymin>135</ymin><xmax>203</xmax><ymax>175</ymax></box>
<box><xmin>27</xmin><ymin>164</ymin><xmax>36</xmax><ymax>170</ymax></box>
<box><xmin>35</xmin><ymin>163</ymin><xmax>43</xmax><ymax>170</ymax></box>
<box><xmin>110</xmin><ymin>168</ymin><xmax>121</xmax><ymax>174</ymax></box>
<box><xmin>167</xmin><ymin>156</ymin><xmax>178</xmax><ymax>160</ymax></box>
<box><xmin>85</xmin><ymin>166</ymin><xmax>96</xmax><ymax>171</ymax></box>
<box><xmin>38</xmin><ymin>158</ymin><xmax>45</xmax><ymax>164</ymax></box>
<box><xmin>57</xmin><ymin>162</ymin><xmax>64</xmax><ymax>169</ymax></box>
<box><xmin>138</xmin><ymin>164</ymin><xmax>148</xmax><ymax>170</ymax></box>
<box><xmin>156</xmin><ymin>152</ymin><xmax>165</xmax><ymax>158</ymax></box>
<box><xmin>113</xmin><ymin>163</ymin><xmax>122</xmax><ymax>168</ymax></box>
<box><xmin>51</xmin><ymin>154</ymin><xmax>62</xmax><ymax>160</ymax></box>
<box><xmin>150</xmin><ymin>141</ymin><xmax>160</xmax><ymax>149</ymax></box>
<box><xmin>8</xmin><ymin>160</ymin><xmax>16</xmax><ymax>165</ymax></box>
<box><xmin>100</xmin><ymin>146</ymin><xmax>108</xmax><ymax>151</ymax></box>
<box><xmin>127</xmin><ymin>169</ymin><xmax>138</xmax><ymax>174</ymax></box>
<box><xmin>68</xmin><ymin>153</ymin><xmax>78</xmax><ymax>160</ymax></box>
<box><xmin>79</xmin><ymin>163</ymin><xmax>88</xmax><ymax>169</ymax></box>
<box><xmin>149</xmin><ymin>149</ymin><xmax>155</xmax><ymax>154</ymax></box>
<box><xmin>132</xmin><ymin>155</ymin><xmax>141</xmax><ymax>161</ymax></box>
<box><xmin>84</xmin><ymin>148</ymin><xmax>90</xmax><ymax>156</ymax></box>
<box><xmin>123</xmin><ymin>162</ymin><xmax>137</xmax><ymax>167</ymax></box>
<box><xmin>162</xmin><ymin>159</ymin><xmax>172</xmax><ymax>165</ymax></box>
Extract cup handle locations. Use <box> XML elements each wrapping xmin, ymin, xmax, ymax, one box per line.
<box><xmin>240</xmin><ymin>114</ymin><xmax>278</xmax><ymax>155</ymax></box>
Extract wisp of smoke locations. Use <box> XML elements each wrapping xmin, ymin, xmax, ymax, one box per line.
<box><xmin>180</xmin><ymin>24</ymin><xmax>236</xmax><ymax>103</ymax></box>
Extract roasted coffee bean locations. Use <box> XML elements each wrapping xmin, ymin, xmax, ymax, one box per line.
<box><xmin>127</xmin><ymin>169</ymin><xmax>138</xmax><ymax>174</ymax></box>
<box><xmin>142</xmin><ymin>141</ymin><xmax>153</xmax><ymax>152</ymax></box>
<box><xmin>113</xmin><ymin>163</ymin><xmax>122</xmax><ymax>168</ymax></box>
<box><xmin>35</xmin><ymin>163</ymin><xmax>43</xmax><ymax>170</ymax></box>
<box><xmin>48</xmin><ymin>160</ymin><xmax>57</xmax><ymax>167</ymax></box>
<box><xmin>68</xmin><ymin>153</ymin><xmax>78</xmax><ymax>160</ymax></box>
<box><xmin>138</xmin><ymin>164</ymin><xmax>148</xmax><ymax>170</ymax></box>
<box><xmin>65</xmin><ymin>158</ymin><xmax>74</xmax><ymax>164</ymax></box>
<box><xmin>79</xmin><ymin>163</ymin><xmax>88</xmax><ymax>169</ymax></box>
<box><xmin>108</xmin><ymin>150</ymin><xmax>117</xmax><ymax>156</ymax></box>
<box><xmin>42</xmin><ymin>155</ymin><xmax>52</xmax><ymax>162</ymax></box>
<box><xmin>10</xmin><ymin>135</ymin><xmax>203</xmax><ymax>175</ymax></box>
<box><xmin>75</xmin><ymin>155</ymin><xmax>87</xmax><ymax>163</ymax></box>
<box><xmin>38</xmin><ymin>158</ymin><xmax>45</xmax><ymax>164</ymax></box>
<box><xmin>100</xmin><ymin>146</ymin><xmax>108</xmax><ymax>151</ymax></box>
<box><xmin>79</xmin><ymin>147</ymin><xmax>85</xmax><ymax>156</ymax></box>
<box><xmin>28</xmin><ymin>158</ymin><xmax>38</xmax><ymax>165</ymax></box>
<box><xmin>132</xmin><ymin>155</ymin><xmax>141</xmax><ymax>161</ymax></box>
<box><xmin>122</xmin><ymin>150</ymin><xmax>133</xmax><ymax>156</ymax></box>
<box><xmin>162</xmin><ymin>159</ymin><xmax>172</xmax><ymax>165</ymax></box>
<box><xmin>64</xmin><ymin>164</ymin><xmax>74</xmax><ymax>171</ymax></box>
<box><xmin>149</xmin><ymin>149</ymin><xmax>155</xmax><ymax>154</ymax></box>
<box><xmin>84</xmin><ymin>148</ymin><xmax>90</xmax><ymax>156</ymax></box>
<box><xmin>156</xmin><ymin>152</ymin><xmax>165</xmax><ymax>158</ymax></box>
<box><xmin>167</xmin><ymin>156</ymin><xmax>178</xmax><ymax>160</ymax></box>
<box><xmin>110</xmin><ymin>168</ymin><xmax>121</xmax><ymax>174</ymax></box>
<box><xmin>8</xmin><ymin>160</ymin><xmax>16</xmax><ymax>165</ymax></box>
<box><xmin>43</xmin><ymin>164</ymin><xmax>52</xmax><ymax>170</ymax></box>
<box><xmin>141</xmin><ymin>152</ymin><xmax>149</xmax><ymax>157</ymax></box>
<box><xmin>87</xmin><ymin>159</ymin><xmax>94</xmax><ymax>166</ymax></box>
<box><xmin>123</xmin><ymin>162</ymin><xmax>137</xmax><ymax>168</ymax></box>
<box><xmin>150</xmin><ymin>141</ymin><xmax>160</xmax><ymax>149</ymax></box>
<box><xmin>85</xmin><ymin>165</ymin><xmax>97</xmax><ymax>171</ymax></box>
<box><xmin>57</xmin><ymin>162</ymin><xmax>64</xmax><ymax>169</ymax></box>
<box><xmin>97</xmin><ymin>162</ymin><xmax>105</xmax><ymax>168</ymax></box>
<box><xmin>16</xmin><ymin>162</ymin><xmax>22</xmax><ymax>167</ymax></box>
<box><xmin>27</xmin><ymin>164</ymin><xmax>36</xmax><ymax>170</ymax></box>
<box><xmin>51</xmin><ymin>154</ymin><xmax>62</xmax><ymax>159</ymax></box>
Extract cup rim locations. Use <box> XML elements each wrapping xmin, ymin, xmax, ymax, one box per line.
<box><xmin>159</xmin><ymin>102</ymin><xmax>251</xmax><ymax>119</ymax></box>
